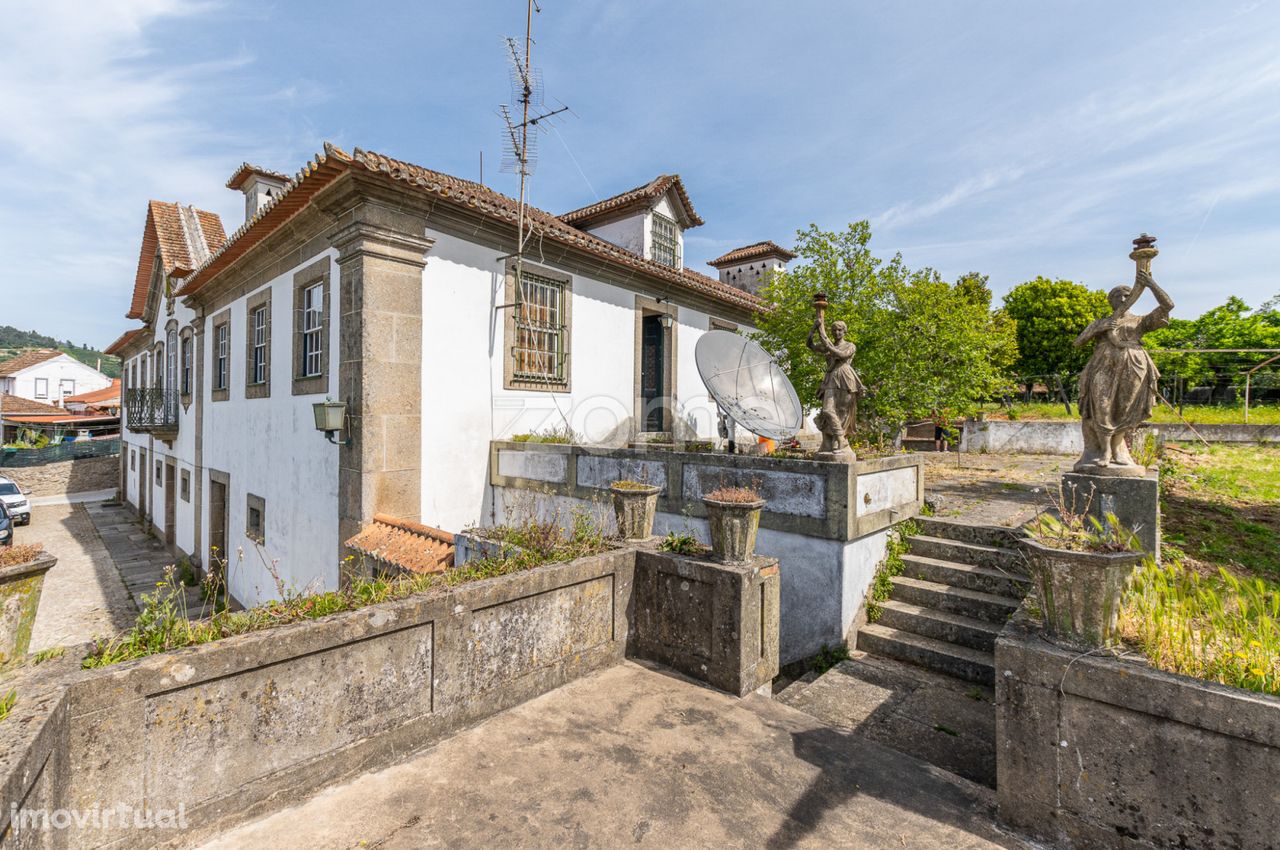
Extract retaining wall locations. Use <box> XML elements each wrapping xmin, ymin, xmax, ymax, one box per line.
<box><xmin>488</xmin><ymin>441</ymin><xmax>924</xmax><ymax>663</ymax></box>
<box><xmin>0</xmin><ymin>455</ymin><xmax>118</xmax><ymax>498</ymax></box>
<box><xmin>0</xmin><ymin>545</ymin><xmax>778</xmax><ymax>849</ymax></box>
<box><xmin>996</xmin><ymin>611</ymin><xmax>1280</xmax><ymax>849</ymax></box>
<box><xmin>961</xmin><ymin>418</ymin><xmax>1280</xmax><ymax>455</ymax></box>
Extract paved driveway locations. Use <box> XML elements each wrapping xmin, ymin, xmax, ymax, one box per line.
<box><xmin>26</xmin><ymin>501</ymin><xmax>137</xmax><ymax>652</ymax></box>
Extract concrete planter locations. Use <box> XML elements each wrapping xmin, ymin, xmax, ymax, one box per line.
<box><xmin>0</xmin><ymin>552</ymin><xmax>55</xmax><ymax>667</ymax></box>
<box><xmin>703</xmin><ymin>497</ymin><xmax>766</xmax><ymax>565</ymax></box>
<box><xmin>610</xmin><ymin>483</ymin><xmax>661</xmax><ymax>541</ymax></box>
<box><xmin>1020</xmin><ymin>539</ymin><xmax>1144</xmax><ymax>648</ymax></box>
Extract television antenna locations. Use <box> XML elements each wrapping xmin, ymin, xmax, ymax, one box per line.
<box><xmin>500</xmin><ymin>0</ymin><xmax>571</xmax><ymax>284</ymax></box>
<box><xmin>695</xmin><ymin>331</ymin><xmax>804</xmax><ymax>451</ymax></box>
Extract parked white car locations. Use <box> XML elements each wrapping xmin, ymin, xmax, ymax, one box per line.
<box><xmin>0</xmin><ymin>478</ymin><xmax>31</xmax><ymax>526</ymax></box>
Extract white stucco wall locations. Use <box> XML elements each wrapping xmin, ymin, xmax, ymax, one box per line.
<box><xmin>199</xmin><ymin>250</ymin><xmax>341</xmax><ymax>607</ymax></box>
<box><xmin>419</xmin><ymin>229</ymin><xmax>744</xmax><ymax>533</ymax></box>
<box><xmin>5</xmin><ymin>355</ymin><xmax>111</xmax><ymax>404</ymax></box>
<box><xmin>585</xmin><ymin>214</ymin><xmax>645</xmax><ymax>256</ymax></box>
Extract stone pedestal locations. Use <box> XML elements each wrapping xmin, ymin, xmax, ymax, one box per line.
<box><xmin>1060</xmin><ymin>470</ymin><xmax>1159</xmax><ymax>560</ymax></box>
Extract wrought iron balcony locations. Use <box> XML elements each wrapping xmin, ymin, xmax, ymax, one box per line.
<box><xmin>125</xmin><ymin>388</ymin><xmax>180</xmax><ymax>436</ymax></box>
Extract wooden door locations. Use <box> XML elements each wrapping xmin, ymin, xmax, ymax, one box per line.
<box><xmin>641</xmin><ymin>315</ymin><xmax>665</xmax><ymax>432</ymax></box>
<box><xmin>164</xmin><ymin>461</ymin><xmax>176</xmax><ymax>546</ymax></box>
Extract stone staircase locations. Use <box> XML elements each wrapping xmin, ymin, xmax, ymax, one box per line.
<box><xmin>857</xmin><ymin>517</ymin><xmax>1029</xmax><ymax>686</ymax></box>
<box><xmin>775</xmin><ymin>517</ymin><xmax>1031</xmax><ymax>788</ymax></box>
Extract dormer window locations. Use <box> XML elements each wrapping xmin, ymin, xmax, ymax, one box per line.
<box><xmin>651</xmin><ymin>213</ymin><xmax>680</xmax><ymax>269</ymax></box>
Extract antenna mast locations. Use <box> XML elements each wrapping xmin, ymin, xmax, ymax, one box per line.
<box><xmin>501</xmin><ymin>0</ymin><xmax>570</xmax><ymax>285</ymax></box>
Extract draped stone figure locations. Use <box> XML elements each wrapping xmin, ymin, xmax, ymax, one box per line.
<box><xmin>1073</xmin><ymin>267</ymin><xmax>1173</xmax><ymax>474</ymax></box>
<box><xmin>808</xmin><ymin>296</ymin><xmax>862</xmax><ymax>461</ymax></box>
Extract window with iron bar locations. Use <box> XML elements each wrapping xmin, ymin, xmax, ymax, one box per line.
<box><xmin>651</xmin><ymin>212</ymin><xmax>680</xmax><ymax>269</ymax></box>
<box><xmin>512</xmin><ymin>270</ymin><xmax>567</xmax><ymax>384</ymax></box>
<box><xmin>302</xmin><ymin>283</ymin><xmax>323</xmax><ymax>378</ymax></box>
<box><xmin>251</xmin><ymin>307</ymin><xmax>267</xmax><ymax>385</ymax></box>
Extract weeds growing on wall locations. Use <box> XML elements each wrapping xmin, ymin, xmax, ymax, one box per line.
<box><xmin>0</xmin><ymin>689</ymin><xmax>15</xmax><ymax>722</ymax></box>
<box><xmin>866</xmin><ymin>520</ymin><xmax>920</xmax><ymax>622</ymax></box>
<box><xmin>84</xmin><ymin>508</ymin><xmax>615</xmax><ymax>670</ymax></box>
<box><xmin>510</xmin><ymin>425</ymin><xmax>580</xmax><ymax>444</ymax></box>
<box><xmin>1120</xmin><ymin>561</ymin><xmax>1280</xmax><ymax>696</ymax></box>
<box><xmin>808</xmin><ymin>642</ymin><xmax>851</xmax><ymax>675</ymax></box>
<box><xmin>659</xmin><ymin>530</ymin><xmax>701</xmax><ymax>555</ymax></box>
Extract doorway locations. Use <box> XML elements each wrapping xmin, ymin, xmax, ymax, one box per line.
<box><xmin>640</xmin><ymin>314</ymin><xmax>666</xmax><ymax>432</ymax></box>
<box><xmin>164</xmin><ymin>461</ymin><xmax>176</xmax><ymax>547</ymax></box>
<box><xmin>208</xmin><ymin>472</ymin><xmax>228</xmax><ymax>585</ymax></box>
<box><xmin>138</xmin><ymin>448</ymin><xmax>148</xmax><ymax>521</ymax></box>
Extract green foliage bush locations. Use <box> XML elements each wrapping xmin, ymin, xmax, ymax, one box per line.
<box><xmin>1002</xmin><ymin>276</ymin><xmax>1110</xmax><ymax>382</ymax></box>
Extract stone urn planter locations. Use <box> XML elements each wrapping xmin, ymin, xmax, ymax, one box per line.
<box><xmin>610</xmin><ymin>481</ymin><xmax>661</xmax><ymax>541</ymax></box>
<box><xmin>0</xmin><ymin>549</ymin><xmax>55</xmax><ymax>668</ymax></box>
<box><xmin>703</xmin><ymin>489</ymin><xmax>766</xmax><ymax>565</ymax></box>
<box><xmin>1020</xmin><ymin>538</ymin><xmax>1145</xmax><ymax>649</ymax></box>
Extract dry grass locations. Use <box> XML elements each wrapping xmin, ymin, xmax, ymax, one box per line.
<box><xmin>704</xmin><ymin>486</ymin><xmax>762</xmax><ymax>503</ymax></box>
<box><xmin>0</xmin><ymin>544</ymin><xmax>43</xmax><ymax>568</ymax></box>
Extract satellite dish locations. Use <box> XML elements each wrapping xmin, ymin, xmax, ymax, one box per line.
<box><xmin>695</xmin><ymin>330</ymin><xmax>803</xmax><ymax>442</ymax></box>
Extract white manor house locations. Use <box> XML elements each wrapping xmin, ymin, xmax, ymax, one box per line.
<box><xmin>107</xmin><ymin>145</ymin><xmax>795</xmax><ymax>606</ymax></box>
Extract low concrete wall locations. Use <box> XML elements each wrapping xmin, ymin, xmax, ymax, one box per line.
<box><xmin>996</xmin><ymin>611</ymin><xmax>1280</xmax><ymax>849</ymax></box>
<box><xmin>961</xmin><ymin>418</ymin><xmax>1280</xmax><ymax>454</ymax></box>
<box><xmin>0</xmin><ymin>546</ymin><xmax>778</xmax><ymax>849</ymax></box>
<box><xmin>1</xmin><ymin>455</ymin><xmax>118</xmax><ymax>497</ymax></box>
<box><xmin>488</xmin><ymin>442</ymin><xmax>924</xmax><ymax>664</ymax></box>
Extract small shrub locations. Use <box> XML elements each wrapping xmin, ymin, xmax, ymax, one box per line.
<box><xmin>33</xmin><ymin>645</ymin><xmax>65</xmax><ymax>664</ymax></box>
<box><xmin>0</xmin><ymin>689</ymin><xmax>15</xmax><ymax>722</ymax></box>
<box><xmin>1025</xmin><ymin>481</ymin><xmax>1142</xmax><ymax>553</ymax></box>
<box><xmin>809</xmin><ymin>643</ymin><xmax>850</xmax><ymax>675</ymax></box>
<box><xmin>0</xmin><ymin>544</ymin><xmax>43</xmax><ymax>569</ymax></box>
<box><xmin>175</xmin><ymin>559</ymin><xmax>199</xmax><ymax>587</ymax></box>
<box><xmin>511</xmin><ymin>425</ymin><xmax>579</xmax><ymax>444</ymax></box>
<box><xmin>610</xmin><ymin>479</ymin><xmax>657</xmax><ymax>492</ymax></box>
<box><xmin>659</xmin><ymin>531</ymin><xmax>700</xmax><ymax>555</ymax></box>
<box><xmin>866</xmin><ymin>520</ymin><xmax>919</xmax><ymax>621</ymax></box>
<box><xmin>704</xmin><ymin>486</ymin><xmax>762</xmax><ymax>503</ymax></box>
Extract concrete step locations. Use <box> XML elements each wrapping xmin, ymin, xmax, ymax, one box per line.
<box><xmin>876</xmin><ymin>599</ymin><xmax>1004</xmax><ymax>653</ymax></box>
<box><xmin>774</xmin><ymin>669</ymin><xmax>819</xmax><ymax>707</ymax></box>
<box><xmin>889</xmin><ymin>576</ymin><xmax>1020</xmax><ymax>624</ymax></box>
<box><xmin>913</xmin><ymin>517</ymin><xmax>1026</xmax><ymax>550</ymax></box>
<box><xmin>856</xmin><ymin>624</ymin><xmax>995</xmax><ymax>686</ymax></box>
<box><xmin>906</xmin><ymin>535</ymin><xmax>1025</xmax><ymax>572</ymax></box>
<box><xmin>900</xmin><ymin>553</ymin><xmax>1029</xmax><ymax>599</ymax></box>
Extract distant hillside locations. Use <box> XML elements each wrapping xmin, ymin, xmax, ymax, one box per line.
<box><xmin>0</xmin><ymin>326</ymin><xmax>121</xmax><ymax>378</ymax></box>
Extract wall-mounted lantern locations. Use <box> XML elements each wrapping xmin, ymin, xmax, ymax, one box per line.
<box><xmin>312</xmin><ymin>400</ymin><xmax>350</xmax><ymax>447</ymax></box>
<box><xmin>658</xmin><ymin>312</ymin><xmax>674</xmax><ymax>331</ymax></box>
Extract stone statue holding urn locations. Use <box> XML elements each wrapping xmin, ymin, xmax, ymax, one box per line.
<box><xmin>1073</xmin><ymin>234</ymin><xmax>1174</xmax><ymax>475</ymax></box>
<box><xmin>808</xmin><ymin>293</ymin><xmax>862</xmax><ymax>461</ymax></box>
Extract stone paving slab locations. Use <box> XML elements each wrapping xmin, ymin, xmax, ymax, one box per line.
<box><xmin>779</xmin><ymin>652</ymin><xmax>998</xmax><ymax>788</ymax></box>
<box><xmin>198</xmin><ymin>661</ymin><xmax>1032</xmax><ymax>850</ymax></box>
<box><xmin>27</xmin><ymin>503</ymin><xmax>137</xmax><ymax>652</ymax></box>
<box><xmin>923</xmin><ymin>453</ymin><xmax>1064</xmax><ymax>528</ymax></box>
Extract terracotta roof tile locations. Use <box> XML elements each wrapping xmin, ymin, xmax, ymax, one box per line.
<box><xmin>0</xmin><ymin>349</ymin><xmax>62</xmax><ymax>377</ymax></box>
<box><xmin>0</xmin><ymin>394</ymin><xmax>67</xmax><ymax>416</ymax></box>
<box><xmin>64</xmin><ymin>379</ymin><xmax>121</xmax><ymax>405</ymax></box>
<box><xmin>127</xmin><ymin>200</ymin><xmax>227</xmax><ymax>320</ymax></box>
<box><xmin>104</xmin><ymin>327</ymin><xmax>148</xmax><ymax>356</ymax></box>
<box><xmin>225</xmin><ymin>162</ymin><xmax>290</xmax><ymax>190</ymax></box>
<box><xmin>560</xmin><ymin>174</ymin><xmax>704</xmax><ymax>228</ymax></box>
<box><xmin>176</xmin><ymin>145</ymin><xmax>763</xmax><ymax>314</ymax></box>
<box><xmin>345</xmin><ymin>514</ymin><xmax>455</xmax><ymax>575</ymax></box>
<box><xmin>708</xmin><ymin>241</ymin><xmax>797</xmax><ymax>267</ymax></box>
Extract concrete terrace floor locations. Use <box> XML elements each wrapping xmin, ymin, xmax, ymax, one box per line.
<box><xmin>199</xmin><ymin>662</ymin><xmax>1034</xmax><ymax>850</ymax></box>
<box><xmin>923</xmin><ymin>452</ymin><xmax>1066</xmax><ymax>527</ymax></box>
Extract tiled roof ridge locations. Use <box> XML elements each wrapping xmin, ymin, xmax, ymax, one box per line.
<box><xmin>126</xmin><ymin>200</ymin><xmax>226</xmax><ymax>319</ymax></box>
<box><xmin>708</xmin><ymin>240</ymin><xmax>798</xmax><ymax>267</ymax></box>
<box><xmin>0</xmin><ymin>349</ymin><xmax>64</xmax><ymax>376</ymax></box>
<box><xmin>559</xmin><ymin>173</ymin><xmax>704</xmax><ymax>228</ymax></box>
<box><xmin>348</xmin><ymin>148</ymin><xmax>757</xmax><ymax>311</ymax></box>
<box><xmin>226</xmin><ymin>162</ymin><xmax>291</xmax><ymax>190</ymax></box>
<box><xmin>0</xmin><ymin>393</ymin><xmax>67</xmax><ymax>415</ymax></box>
<box><xmin>176</xmin><ymin>144</ymin><xmax>762</xmax><ymax>313</ymax></box>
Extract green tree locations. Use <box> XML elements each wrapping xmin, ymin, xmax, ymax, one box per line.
<box><xmin>1002</xmin><ymin>277</ymin><xmax>1110</xmax><ymax>383</ymax></box>
<box><xmin>752</xmin><ymin>222</ymin><xmax>1018</xmax><ymax>442</ymax></box>
<box><xmin>1146</xmin><ymin>295</ymin><xmax>1280</xmax><ymax>388</ymax></box>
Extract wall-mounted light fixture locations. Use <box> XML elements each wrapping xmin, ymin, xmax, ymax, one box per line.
<box><xmin>312</xmin><ymin>400</ymin><xmax>350</xmax><ymax>447</ymax></box>
<box><xmin>658</xmin><ymin>311</ymin><xmax>674</xmax><ymax>331</ymax></box>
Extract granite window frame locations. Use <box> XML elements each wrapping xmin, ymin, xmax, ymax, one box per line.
<box><xmin>503</xmin><ymin>259</ymin><xmax>572</xmax><ymax>393</ymax></box>
<box><xmin>244</xmin><ymin>288</ymin><xmax>271</xmax><ymax>400</ymax></box>
<box><xmin>179</xmin><ymin>327</ymin><xmax>195</xmax><ymax>406</ymax></box>
<box><xmin>180</xmin><ymin>469</ymin><xmax>191</xmax><ymax>503</ymax></box>
<box><xmin>211</xmin><ymin>309</ymin><xmax>231</xmax><ymax>402</ymax></box>
<box><xmin>291</xmin><ymin>257</ymin><xmax>331</xmax><ymax>396</ymax></box>
<box><xmin>246</xmin><ymin>492</ymin><xmax>266</xmax><ymax>544</ymax></box>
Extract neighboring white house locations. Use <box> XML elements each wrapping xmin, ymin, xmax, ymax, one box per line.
<box><xmin>0</xmin><ymin>349</ymin><xmax>112</xmax><ymax>405</ymax></box>
<box><xmin>106</xmin><ymin>146</ymin><xmax>791</xmax><ymax>607</ymax></box>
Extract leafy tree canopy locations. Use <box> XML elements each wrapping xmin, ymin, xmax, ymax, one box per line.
<box><xmin>1145</xmin><ymin>295</ymin><xmax>1280</xmax><ymax>387</ymax></box>
<box><xmin>1001</xmin><ymin>277</ymin><xmax>1110</xmax><ymax>381</ymax></box>
<box><xmin>751</xmin><ymin>222</ymin><xmax>1017</xmax><ymax>441</ymax></box>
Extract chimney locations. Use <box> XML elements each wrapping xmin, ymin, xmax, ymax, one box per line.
<box><xmin>226</xmin><ymin>163</ymin><xmax>290</xmax><ymax>223</ymax></box>
<box><xmin>707</xmin><ymin>241</ymin><xmax>799</xmax><ymax>296</ymax></box>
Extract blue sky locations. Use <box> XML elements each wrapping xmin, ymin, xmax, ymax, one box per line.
<box><xmin>2</xmin><ymin>1</ymin><xmax>1278</xmax><ymax>348</ymax></box>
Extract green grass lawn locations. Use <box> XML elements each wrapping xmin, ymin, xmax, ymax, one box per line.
<box><xmin>1159</xmin><ymin>445</ymin><xmax>1280</xmax><ymax>580</ymax></box>
<box><xmin>977</xmin><ymin>401</ymin><xmax>1280</xmax><ymax>425</ymax></box>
